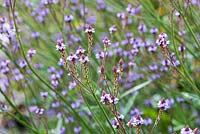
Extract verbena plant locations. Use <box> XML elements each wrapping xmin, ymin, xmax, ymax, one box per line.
<box><xmin>0</xmin><ymin>0</ymin><xmax>200</xmax><ymax>134</ymax></box>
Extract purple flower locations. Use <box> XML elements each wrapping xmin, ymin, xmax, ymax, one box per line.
<box><xmin>156</xmin><ymin>32</ymin><xmax>170</xmax><ymax>47</ymax></box>
<box><xmin>148</xmin><ymin>45</ymin><xmax>157</xmax><ymax>52</ymax></box>
<box><xmin>112</xmin><ymin>119</ymin><xmax>119</xmax><ymax>129</ymax></box>
<box><xmin>67</xmin><ymin>53</ymin><xmax>78</xmax><ymax>62</ymax></box>
<box><xmin>150</xmin><ymin>27</ymin><xmax>158</xmax><ymax>34</ymax></box>
<box><xmin>31</xmin><ymin>32</ymin><xmax>40</xmax><ymax>39</ymax></box>
<box><xmin>100</xmin><ymin>91</ymin><xmax>112</xmax><ymax>105</ymax></box>
<box><xmin>76</xmin><ymin>47</ymin><xmax>85</xmax><ymax>56</ymax></box>
<box><xmin>0</xmin><ymin>59</ymin><xmax>10</xmax><ymax>74</ymax></box>
<box><xmin>180</xmin><ymin>126</ymin><xmax>193</xmax><ymax>134</ymax></box>
<box><xmin>64</xmin><ymin>15</ymin><xmax>74</xmax><ymax>23</ymax></box>
<box><xmin>103</xmin><ymin>37</ymin><xmax>111</xmax><ymax>47</ymax></box>
<box><xmin>95</xmin><ymin>51</ymin><xmax>105</xmax><ymax>59</ymax></box>
<box><xmin>40</xmin><ymin>91</ymin><xmax>48</xmax><ymax>98</ymax></box>
<box><xmin>131</xmin><ymin>108</ymin><xmax>143</xmax><ymax>117</ymax></box>
<box><xmin>109</xmin><ymin>25</ymin><xmax>117</xmax><ymax>34</ymax></box>
<box><xmin>79</xmin><ymin>55</ymin><xmax>89</xmax><ymax>64</ymax></box>
<box><xmin>138</xmin><ymin>23</ymin><xmax>147</xmax><ymax>33</ymax></box>
<box><xmin>85</xmin><ymin>25</ymin><xmax>95</xmax><ymax>35</ymax></box>
<box><xmin>0</xmin><ymin>103</ymin><xmax>8</xmax><ymax>112</ymax></box>
<box><xmin>157</xmin><ymin>98</ymin><xmax>170</xmax><ymax>110</ymax></box>
<box><xmin>35</xmin><ymin>108</ymin><xmax>45</xmax><ymax>115</ymax></box>
<box><xmin>87</xmin><ymin>16</ymin><xmax>96</xmax><ymax>25</ymax></box>
<box><xmin>74</xmin><ymin>126</ymin><xmax>82</xmax><ymax>134</ymax></box>
<box><xmin>143</xmin><ymin>118</ymin><xmax>152</xmax><ymax>126</ymax></box>
<box><xmin>56</xmin><ymin>39</ymin><xmax>66</xmax><ymax>51</ymax></box>
<box><xmin>127</xmin><ymin>115</ymin><xmax>144</xmax><ymax>127</ymax></box>
<box><xmin>178</xmin><ymin>45</ymin><xmax>186</xmax><ymax>52</ymax></box>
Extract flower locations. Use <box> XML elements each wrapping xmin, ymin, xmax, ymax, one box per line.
<box><xmin>79</xmin><ymin>55</ymin><xmax>89</xmax><ymax>64</ymax></box>
<box><xmin>40</xmin><ymin>91</ymin><xmax>48</xmax><ymax>98</ymax></box>
<box><xmin>0</xmin><ymin>103</ymin><xmax>8</xmax><ymax>112</ymax></box>
<box><xmin>56</xmin><ymin>39</ymin><xmax>66</xmax><ymax>51</ymax></box>
<box><xmin>64</xmin><ymin>15</ymin><xmax>74</xmax><ymax>23</ymax></box>
<box><xmin>95</xmin><ymin>51</ymin><xmax>105</xmax><ymax>59</ymax></box>
<box><xmin>35</xmin><ymin>108</ymin><xmax>45</xmax><ymax>115</ymax></box>
<box><xmin>100</xmin><ymin>91</ymin><xmax>112</xmax><ymax>105</ymax></box>
<box><xmin>110</xmin><ymin>95</ymin><xmax>119</xmax><ymax>104</ymax></box>
<box><xmin>76</xmin><ymin>47</ymin><xmax>85</xmax><ymax>56</ymax></box>
<box><xmin>138</xmin><ymin>23</ymin><xmax>147</xmax><ymax>33</ymax></box>
<box><xmin>109</xmin><ymin>25</ymin><xmax>117</xmax><ymax>34</ymax></box>
<box><xmin>156</xmin><ymin>32</ymin><xmax>170</xmax><ymax>47</ymax></box>
<box><xmin>178</xmin><ymin>45</ymin><xmax>186</xmax><ymax>52</ymax></box>
<box><xmin>67</xmin><ymin>53</ymin><xmax>78</xmax><ymax>62</ymax></box>
<box><xmin>0</xmin><ymin>59</ymin><xmax>10</xmax><ymax>74</ymax></box>
<box><xmin>143</xmin><ymin>118</ymin><xmax>152</xmax><ymax>126</ymax></box>
<box><xmin>150</xmin><ymin>27</ymin><xmax>158</xmax><ymax>34</ymax></box>
<box><xmin>116</xmin><ymin>113</ymin><xmax>124</xmax><ymax>121</ymax></box>
<box><xmin>157</xmin><ymin>98</ymin><xmax>170</xmax><ymax>110</ymax></box>
<box><xmin>19</xmin><ymin>60</ymin><xmax>27</xmax><ymax>69</ymax></box>
<box><xmin>180</xmin><ymin>126</ymin><xmax>193</xmax><ymax>134</ymax></box>
<box><xmin>85</xmin><ymin>25</ymin><xmax>95</xmax><ymax>35</ymax></box>
<box><xmin>112</xmin><ymin>119</ymin><xmax>119</xmax><ymax>129</ymax></box>
<box><xmin>127</xmin><ymin>119</ymin><xmax>134</xmax><ymax>128</ymax></box>
<box><xmin>103</xmin><ymin>37</ymin><xmax>111</xmax><ymax>47</ymax></box>
<box><xmin>132</xmin><ymin>115</ymin><xmax>144</xmax><ymax>126</ymax></box>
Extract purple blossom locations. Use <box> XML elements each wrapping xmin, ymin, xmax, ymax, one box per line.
<box><xmin>35</xmin><ymin>108</ymin><xmax>45</xmax><ymax>115</ymax></box>
<box><xmin>157</xmin><ymin>98</ymin><xmax>170</xmax><ymax>110</ymax></box>
<box><xmin>156</xmin><ymin>32</ymin><xmax>170</xmax><ymax>47</ymax></box>
<box><xmin>180</xmin><ymin>127</ymin><xmax>193</xmax><ymax>134</ymax></box>
<box><xmin>64</xmin><ymin>15</ymin><xmax>74</xmax><ymax>23</ymax></box>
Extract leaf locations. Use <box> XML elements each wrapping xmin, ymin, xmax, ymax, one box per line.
<box><xmin>122</xmin><ymin>92</ymin><xmax>138</xmax><ymax>117</ymax></box>
<box><xmin>120</xmin><ymin>80</ymin><xmax>152</xmax><ymax>99</ymax></box>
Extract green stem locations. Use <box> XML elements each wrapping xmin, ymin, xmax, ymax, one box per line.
<box><xmin>10</xmin><ymin>2</ymin><xmax>94</xmax><ymax>133</ymax></box>
<box><xmin>92</xmin><ymin>92</ymin><xmax>116</xmax><ymax>134</ymax></box>
<box><xmin>6</xmin><ymin>112</ymin><xmax>39</xmax><ymax>134</ymax></box>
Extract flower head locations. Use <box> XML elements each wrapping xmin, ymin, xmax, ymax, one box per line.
<box><xmin>64</xmin><ymin>15</ymin><xmax>74</xmax><ymax>23</ymax></box>
<box><xmin>156</xmin><ymin>32</ymin><xmax>170</xmax><ymax>47</ymax></box>
<box><xmin>180</xmin><ymin>126</ymin><xmax>193</xmax><ymax>134</ymax></box>
<box><xmin>157</xmin><ymin>98</ymin><xmax>170</xmax><ymax>110</ymax></box>
<box><xmin>109</xmin><ymin>25</ymin><xmax>117</xmax><ymax>34</ymax></box>
<box><xmin>112</xmin><ymin>119</ymin><xmax>119</xmax><ymax>129</ymax></box>
<box><xmin>85</xmin><ymin>25</ymin><xmax>95</xmax><ymax>35</ymax></box>
<box><xmin>103</xmin><ymin>37</ymin><xmax>111</xmax><ymax>47</ymax></box>
<box><xmin>35</xmin><ymin>108</ymin><xmax>45</xmax><ymax>115</ymax></box>
<box><xmin>100</xmin><ymin>91</ymin><xmax>112</xmax><ymax>105</ymax></box>
<box><xmin>56</xmin><ymin>39</ymin><xmax>66</xmax><ymax>51</ymax></box>
<box><xmin>79</xmin><ymin>55</ymin><xmax>89</xmax><ymax>64</ymax></box>
<box><xmin>67</xmin><ymin>53</ymin><xmax>78</xmax><ymax>62</ymax></box>
<box><xmin>132</xmin><ymin>115</ymin><xmax>144</xmax><ymax>126</ymax></box>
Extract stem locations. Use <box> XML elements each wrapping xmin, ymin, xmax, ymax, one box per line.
<box><xmin>151</xmin><ymin>109</ymin><xmax>163</xmax><ymax>134</ymax></box>
<box><xmin>92</xmin><ymin>92</ymin><xmax>116</xmax><ymax>134</ymax></box>
<box><xmin>10</xmin><ymin>2</ymin><xmax>94</xmax><ymax>133</ymax></box>
<box><xmin>6</xmin><ymin>112</ymin><xmax>39</xmax><ymax>134</ymax></box>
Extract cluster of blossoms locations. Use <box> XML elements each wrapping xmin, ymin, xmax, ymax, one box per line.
<box><xmin>85</xmin><ymin>25</ymin><xmax>95</xmax><ymax>35</ymax></box>
<box><xmin>27</xmin><ymin>48</ymin><xmax>36</xmax><ymax>61</ymax></box>
<box><xmin>180</xmin><ymin>126</ymin><xmax>199</xmax><ymax>134</ymax></box>
<box><xmin>100</xmin><ymin>90</ymin><xmax>119</xmax><ymax>105</ymax></box>
<box><xmin>0</xmin><ymin>103</ymin><xmax>8</xmax><ymax>112</ymax></box>
<box><xmin>156</xmin><ymin>32</ymin><xmax>170</xmax><ymax>47</ymax></box>
<box><xmin>112</xmin><ymin>113</ymin><xmax>124</xmax><ymax>129</ymax></box>
<box><xmin>35</xmin><ymin>107</ymin><xmax>45</xmax><ymax>115</ymax></box>
<box><xmin>0</xmin><ymin>59</ymin><xmax>10</xmax><ymax>74</ymax></box>
<box><xmin>12</xmin><ymin>68</ymin><xmax>24</xmax><ymax>81</ymax></box>
<box><xmin>47</xmin><ymin>66</ymin><xmax>63</xmax><ymax>87</ymax></box>
<box><xmin>56</xmin><ymin>39</ymin><xmax>66</xmax><ymax>52</ymax></box>
<box><xmin>66</xmin><ymin>47</ymin><xmax>89</xmax><ymax>64</ymax></box>
<box><xmin>64</xmin><ymin>14</ymin><xmax>74</xmax><ymax>23</ymax></box>
<box><xmin>127</xmin><ymin>115</ymin><xmax>144</xmax><ymax>127</ymax></box>
<box><xmin>157</xmin><ymin>98</ymin><xmax>174</xmax><ymax>111</ymax></box>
